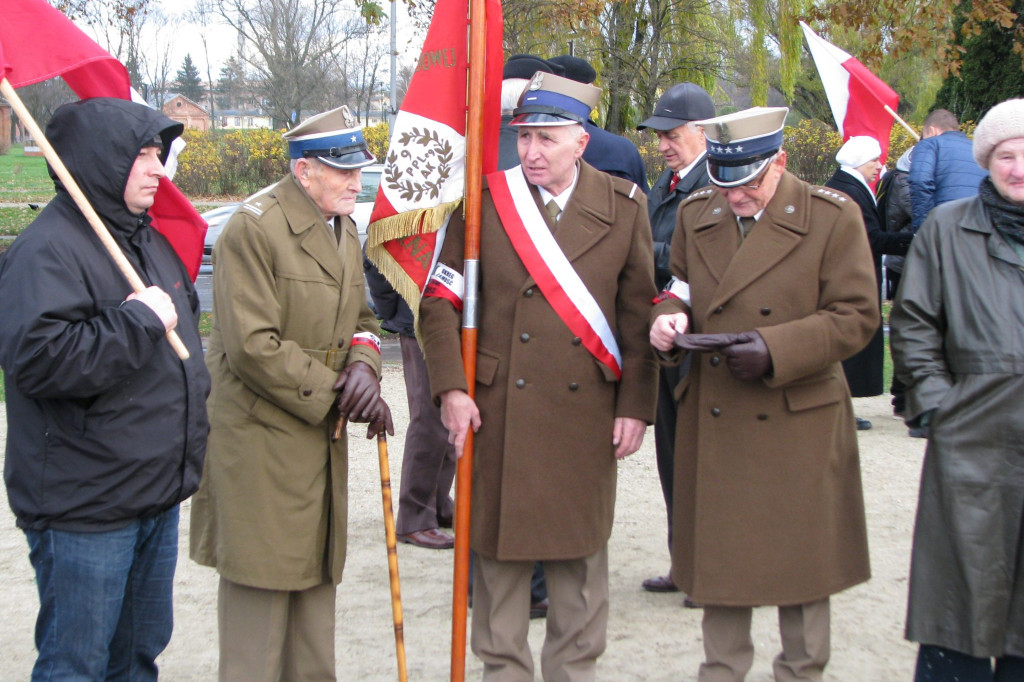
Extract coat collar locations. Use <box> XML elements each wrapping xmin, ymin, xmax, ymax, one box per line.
<box><xmin>959</xmin><ymin>196</ymin><xmax>1024</xmax><ymax>269</ymax></box>
<box><xmin>275</xmin><ymin>173</ymin><xmax>345</xmax><ymax>284</ymax></box>
<box><xmin>531</xmin><ymin>161</ymin><xmax>614</xmax><ymax>263</ymax></box>
<box><xmin>690</xmin><ymin>171</ymin><xmax>809</xmax><ymax>310</ymax></box>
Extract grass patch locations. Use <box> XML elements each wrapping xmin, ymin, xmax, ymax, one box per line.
<box><xmin>0</xmin><ymin>205</ymin><xmax>41</xmax><ymax>235</ymax></box>
<box><xmin>198</xmin><ymin>311</ymin><xmax>212</xmax><ymax>338</ymax></box>
<box><xmin>0</xmin><ymin>146</ymin><xmax>53</xmax><ymax>203</ymax></box>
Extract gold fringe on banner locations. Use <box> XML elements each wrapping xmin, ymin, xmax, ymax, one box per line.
<box><xmin>365</xmin><ymin>198</ymin><xmax>463</xmax><ymax>333</ymax></box>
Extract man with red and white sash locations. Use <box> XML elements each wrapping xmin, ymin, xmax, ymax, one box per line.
<box><xmin>419</xmin><ymin>71</ymin><xmax>658</xmax><ymax>681</ymax></box>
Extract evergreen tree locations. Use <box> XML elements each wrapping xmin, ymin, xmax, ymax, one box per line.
<box><xmin>934</xmin><ymin>0</ymin><xmax>1024</xmax><ymax>122</ymax></box>
<box><xmin>174</xmin><ymin>54</ymin><xmax>204</xmax><ymax>103</ymax></box>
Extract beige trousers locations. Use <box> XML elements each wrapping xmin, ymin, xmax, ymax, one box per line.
<box><xmin>698</xmin><ymin>597</ymin><xmax>831</xmax><ymax>682</ymax></box>
<box><xmin>217</xmin><ymin>577</ymin><xmax>337</xmax><ymax>682</ymax></box>
<box><xmin>472</xmin><ymin>546</ymin><xmax>609</xmax><ymax>682</ymax></box>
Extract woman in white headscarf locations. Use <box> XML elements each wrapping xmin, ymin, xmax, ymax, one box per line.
<box><xmin>824</xmin><ymin>136</ymin><xmax>914</xmax><ymax>428</ymax></box>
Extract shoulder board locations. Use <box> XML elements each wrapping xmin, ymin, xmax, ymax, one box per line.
<box><xmin>613</xmin><ymin>180</ymin><xmax>644</xmax><ymax>203</ymax></box>
<box><xmin>811</xmin><ymin>187</ymin><xmax>849</xmax><ymax>205</ymax></box>
<box><xmin>237</xmin><ymin>186</ymin><xmax>277</xmax><ymax>217</ymax></box>
<box><xmin>681</xmin><ymin>187</ymin><xmax>716</xmax><ymax>205</ymax></box>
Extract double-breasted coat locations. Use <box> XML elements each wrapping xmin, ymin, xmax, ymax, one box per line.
<box><xmin>825</xmin><ymin>168</ymin><xmax>911</xmax><ymax>397</ymax></box>
<box><xmin>651</xmin><ymin>171</ymin><xmax>879</xmax><ymax>606</ymax></box>
<box><xmin>892</xmin><ymin>195</ymin><xmax>1024</xmax><ymax>658</ymax></box>
<box><xmin>190</xmin><ymin>173</ymin><xmax>382</xmax><ymax>591</ymax></box>
<box><xmin>419</xmin><ymin>162</ymin><xmax>659</xmax><ymax>561</ymax></box>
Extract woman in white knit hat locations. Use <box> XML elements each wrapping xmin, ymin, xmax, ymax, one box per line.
<box><xmin>824</xmin><ymin>136</ymin><xmax>913</xmax><ymax>430</ymax></box>
<box><xmin>891</xmin><ymin>98</ymin><xmax>1024</xmax><ymax>681</ymax></box>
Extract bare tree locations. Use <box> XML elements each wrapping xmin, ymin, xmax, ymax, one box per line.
<box><xmin>57</xmin><ymin>0</ymin><xmax>152</xmax><ymax>89</ymax></box>
<box><xmin>140</xmin><ymin>8</ymin><xmax>180</xmax><ymax>108</ymax></box>
<box><xmin>331</xmin><ymin>18</ymin><xmax>389</xmax><ymax>123</ymax></box>
<box><xmin>215</xmin><ymin>0</ymin><xmax>365</xmax><ymax>129</ymax></box>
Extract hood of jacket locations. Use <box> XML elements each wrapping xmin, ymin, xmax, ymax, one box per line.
<box><xmin>44</xmin><ymin>97</ymin><xmax>183</xmax><ymax>236</ymax></box>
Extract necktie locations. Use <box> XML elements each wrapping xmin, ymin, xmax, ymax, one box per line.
<box><xmin>669</xmin><ymin>173</ymin><xmax>680</xmax><ymax>193</ymax></box>
<box><xmin>545</xmin><ymin>199</ymin><xmax>561</xmax><ymax>223</ymax></box>
<box><xmin>739</xmin><ymin>216</ymin><xmax>756</xmax><ymax>240</ymax></box>
<box><xmin>332</xmin><ymin>217</ymin><xmax>342</xmax><ymax>244</ymax></box>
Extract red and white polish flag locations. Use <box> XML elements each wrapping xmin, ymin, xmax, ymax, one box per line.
<box><xmin>800</xmin><ymin>21</ymin><xmax>900</xmax><ymax>165</ymax></box>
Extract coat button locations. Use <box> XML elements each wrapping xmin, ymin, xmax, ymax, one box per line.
<box><xmin>337</xmin><ymin>339</ymin><xmax>345</xmax><ymax>347</ymax></box>
<box><xmin>711</xmin><ymin>407</ymin><xmax>721</xmax><ymax>417</ymax></box>
<box><xmin>520</xmin><ymin>333</ymin><xmax>530</xmax><ymax>342</ymax></box>
<box><xmin>302</xmin><ymin>389</ymin><xmax>313</xmax><ymax>396</ymax></box>
<box><xmin>524</xmin><ymin>288</ymin><xmax>534</xmax><ymax>297</ymax></box>
<box><xmin>714</xmin><ymin>305</ymin><xmax>724</xmax><ymax>314</ymax></box>
<box><xmin>569</xmin><ymin>382</ymin><xmax>579</xmax><ymax>391</ymax></box>
<box><xmin>757</xmin><ymin>413</ymin><xmax>769</xmax><ymax>421</ymax></box>
<box><xmin>516</xmin><ymin>379</ymin><xmax>526</xmax><ymax>388</ymax></box>
<box><xmin>710</xmin><ymin>356</ymin><xmax>720</xmax><ymax>367</ymax></box>
<box><xmin>760</xmin><ymin>307</ymin><xmax>771</xmax><ymax>316</ymax></box>
<box><xmin>572</xmin><ymin>337</ymin><xmax>582</xmax><ymax>346</ymax></box>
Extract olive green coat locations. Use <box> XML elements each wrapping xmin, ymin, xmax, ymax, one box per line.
<box><xmin>652</xmin><ymin>171</ymin><xmax>878</xmax><ymax>606</ymax></box>
<box><xmin>190</xmin><ymin>174</ymin><xmax>381</xmax><ymax>590</ymax></box>
<box><xmin>419</xmin><ymin>163</ymin><xmax>658</xmax><ymax>561</ymax></box>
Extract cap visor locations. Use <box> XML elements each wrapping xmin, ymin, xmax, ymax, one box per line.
<box><xmin>316</xmin><ymin>150</ymin><xmax>376</xmax><ymax>170</ymax></box>
<box><xmin>510</xmin><ymin>112</ymin><xmax>579</xmax><ymax>126</ymax></box>
<box><xmin>707</xmin><ymin>157</ymin><xmax>772</xmax><ymax>188</ymax></box>
<box><xmin>637</xmin><ymin>115</ymin><xmax>690</xmax><ymax>131</ymax></box>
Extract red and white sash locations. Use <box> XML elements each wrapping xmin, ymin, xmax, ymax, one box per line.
<box><xmin>488</xmin><ymin>167</ymin><xmax>622</xmax><ymax>379</ymax></box>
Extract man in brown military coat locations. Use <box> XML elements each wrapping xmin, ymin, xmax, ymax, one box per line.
<box><xmin>419</xmin><ymin>72</ymin><xmax>658</xmax><ymax>681</ymax></box>
<box><xmin>650</xmin><ymin>107</ymin><xmax>878</xmax><ymax>682</ymax></box>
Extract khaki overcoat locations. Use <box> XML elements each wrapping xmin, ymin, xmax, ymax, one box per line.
<box><xmin>651</xmin><ymin>171</ymin><xmax>878</xmax><ymax>606</ymax></box>
<box><xmin>190</xmin><ymin>174</ymin><xmax>382</xmax><ymax>591</ymax></box>
<box><xmin>419</xmin><ymin>163</ymin><xmax>658</xmax><ymax>561</ymax></box>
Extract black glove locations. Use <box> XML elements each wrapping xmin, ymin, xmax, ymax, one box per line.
<box><xmin>674</xmin><ymin>332</ymin><xmax>742</xmax><ymax>352</ymax></box>
<box><xmin>349</xmin><ymin>395</ymin><xmax>395</xmax><ymax>438</ymax></box>
<box><xmin>722</xmin><ymin>331</ymin><xmax>772</xmax><ymax>381</ymax></box>
<box><xmin>333</xmin><ymin>362</ymin><xmax>380</xmax><ymax>421</ymax></box>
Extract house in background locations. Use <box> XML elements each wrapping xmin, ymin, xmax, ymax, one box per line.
<box><xmin>163</xmin><ymin>94</ymin><xmax>210</xmax><ymax>131</ymax></box>
<box><xmin>218</xmin><ymin>109</ymin><xmax>272</xmax><ymax>130</ymax></box>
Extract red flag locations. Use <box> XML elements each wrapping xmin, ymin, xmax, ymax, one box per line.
<box><xmin>800</xmin><ymin>21</ymin><xmax>900</xmax><ymax>166</ymax></box>
<box><xmin>0</xmin><ymin>0</ymin><xmax>207</xmax><ymax>280</ymax></box>
<box><xmin>365</xmin><ymin>0</ymin><xmax>503</xmax><ymax>313</ymax></box>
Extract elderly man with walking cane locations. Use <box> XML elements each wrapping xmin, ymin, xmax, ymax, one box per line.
<box><xmin>189</xmin><ymin>105</ymin><xmax>393</xmax><ymax>681</ymax></box>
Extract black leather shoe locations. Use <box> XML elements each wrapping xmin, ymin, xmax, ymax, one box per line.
<box><xmin>530</xmin><ymin>598</ymin><xmax>549</xmax><ymax>619</ymax></box>
<box><xmin>856</xmin><ymin>417</ymin><xmax>872</xmax><ymax>431</ymax></box>
<box><xmin>683</xmin><ymin>596</ymin><xmax>702</xmax><ymax>609</ymax></box>
<box><xmin>642</xmin><ymin>575</ymin><xmax>680</xmax><ymax>593</ymax></box>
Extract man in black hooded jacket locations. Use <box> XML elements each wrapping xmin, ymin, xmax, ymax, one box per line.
<box><xmin>0</xmin><ymin>98</ymin><xmax>210</xmax><ymax>680</ymax></box>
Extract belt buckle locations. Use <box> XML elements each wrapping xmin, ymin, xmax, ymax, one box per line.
<box><xmin>325</xmin><ymin>347</ymin><xmax>342</xmax><ymax>370</ymax></box>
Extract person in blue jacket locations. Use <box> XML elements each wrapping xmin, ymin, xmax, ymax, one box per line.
<box><xmin>909</xmin><ymin>108</ymin><xmax>988</xmax><ymax>231</ymax></box>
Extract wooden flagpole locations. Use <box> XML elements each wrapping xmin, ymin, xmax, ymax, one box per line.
<box><xmin>885</xmin><ymin>104</ymin><xmax>921</xmax><ymax>141</ymax></box>
<box><xmin>0</xmin><ymin>77</ymin><xmax>190</xmax><ymax>360</ymax></box>
<box><xmin>450</xmin><ymin>0</ymin><xmax>488</xmax><ymax>676</ymax></box>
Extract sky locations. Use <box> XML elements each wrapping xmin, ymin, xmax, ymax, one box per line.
<box><xmin>145</xmin><ymin>0</ymin><xmax>423</xmax><ymax>80</ymax></box>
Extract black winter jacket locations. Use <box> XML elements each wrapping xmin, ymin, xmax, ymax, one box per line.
<box><xmin>0</xmin><ymin>98</ymin><xmax>210</xmax><ymax>532</ymax></box>
<box><xmin>648</xmin><ymin>157</ymin><xmax>710</xmax><ymax>290</ymax></box>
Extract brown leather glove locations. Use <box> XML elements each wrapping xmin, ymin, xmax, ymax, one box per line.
<box><xmin>674</xmin><ymin>332</ymin><xmax>742</xmax><ymax>352</ymax></box>
<box><xmin>722</xmin><ymin>331</ymin><xmax>772</xmax><ymax>381</ymax></box>
<box><xmin>349</xmin><ymin>395</ymin><xmax>395</xmax><ymax>438</ymax></box>
<box><xmin>333</xmin><ymin>361</ymin><xmax>380</xmax><ymax>421</ymax></box>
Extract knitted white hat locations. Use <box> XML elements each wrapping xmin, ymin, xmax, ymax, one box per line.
<box><xmin>835</xmin><ymin>136</ymin><xmax>882</xmax><ymax>169</ymax></box>
<box><xmin>973</xmin><ymin>98</ymin><xmax>1024</xmax><ymax>169</ymax></box>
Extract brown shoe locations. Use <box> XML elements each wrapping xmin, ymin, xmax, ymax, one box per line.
<box><xmin>397</xmin><ymin>528</ymin><xmax>454</xmax><ymax>550</ymax></box>
<box><xmin>642</xmin><ymin>575</ymin><xmax>680</xmax><ymax>593</ymax></box>
<box><xmin>530</xmin><ymin>598</ymin><xmax>549</xmax><ymax>619</ymax></box>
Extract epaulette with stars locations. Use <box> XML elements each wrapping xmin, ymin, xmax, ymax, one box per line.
<box><xmin>680</xmin><ymin>187</ymin><xmax>715</xmax><ymax>205</ymax></box>
<box><xmin>811</xmin><ymin>187</ymin><xmax>849</xmax><ymax>205</ymax></box>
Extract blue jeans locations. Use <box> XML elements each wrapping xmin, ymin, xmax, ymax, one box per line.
<box><xmin>25</xmin><ymin>506</ymin><xmax>180</xmax><ymax>682</ymax></box>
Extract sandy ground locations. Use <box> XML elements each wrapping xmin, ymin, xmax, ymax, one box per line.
<box><xmin>0</xmin><ymin>353</ymin><xmax>925</xmax><ymax>681</ymax></box>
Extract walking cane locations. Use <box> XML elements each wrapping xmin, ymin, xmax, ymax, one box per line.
<box><xmin>376</xmin><ymin>428</ymin><xmax>409</xmax><ymax>682</ymax></box>
<box><xmin>331</xmin><ymin>417</ymin><xmax>408</xmax><ymax>681</ymax></box>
